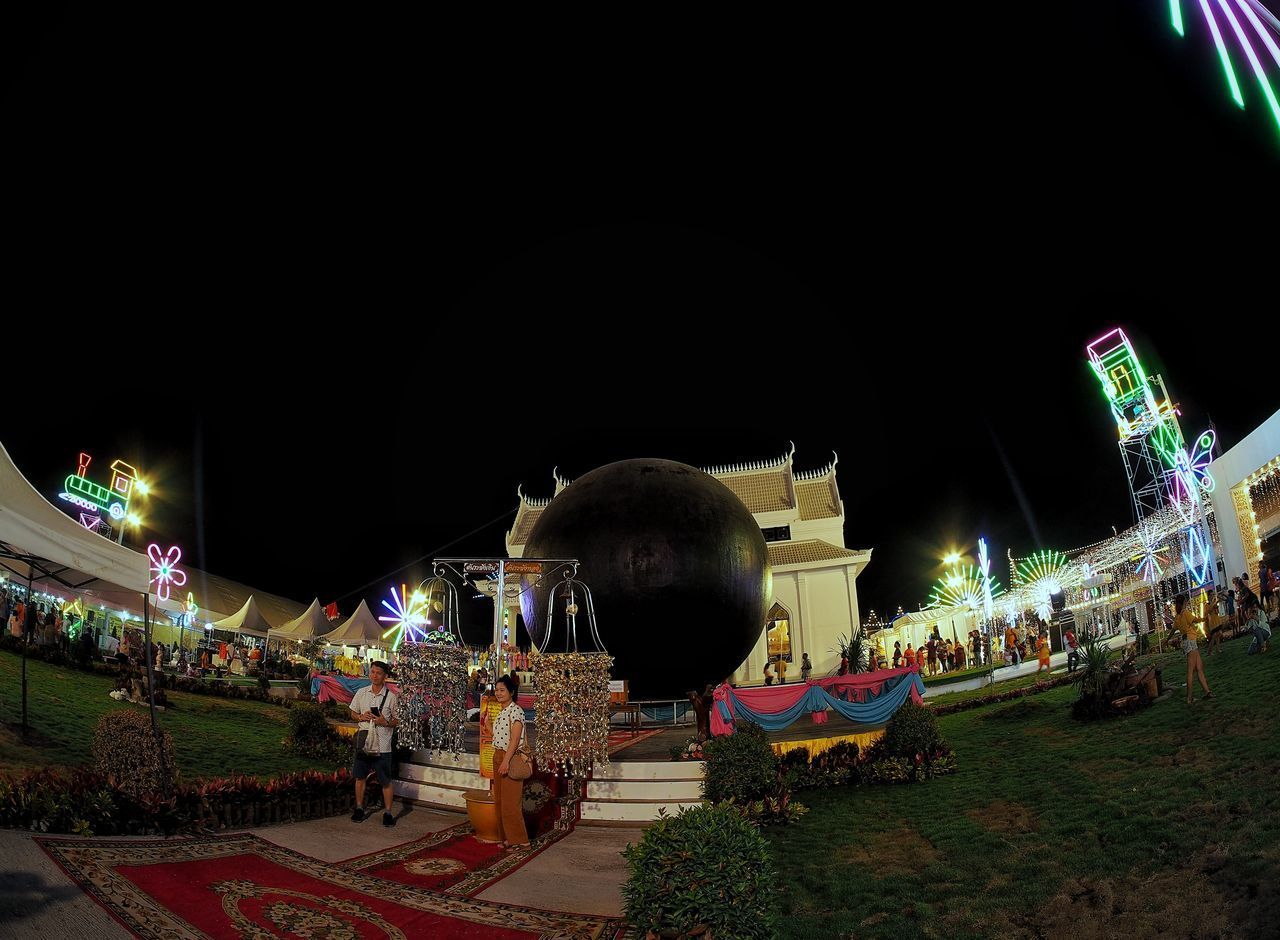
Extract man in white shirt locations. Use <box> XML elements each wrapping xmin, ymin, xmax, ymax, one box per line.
<box><xmin>349</xmin><ymin>661</ymin><xmax>401</xmax><ymax>827</ymax></box>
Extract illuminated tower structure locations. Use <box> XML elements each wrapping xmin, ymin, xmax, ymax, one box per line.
<box><xmin>1086</xmin><ymin>329</ymin><xmax>1187</xmax><ymax>524</ymax></box>
<box><xmin>1087</xmin><ymin>328</ymin><xmax>1218</xmax><ymax>590</ymax></box>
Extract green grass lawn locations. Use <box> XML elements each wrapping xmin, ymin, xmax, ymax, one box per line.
<box><xmin>0</xmin><ymin>650</ymin><xmax>337</xmax><ymax>781</ymax></box>
<box><xmin>766</xmin><ymin>637</ymin><xmax>1280</xmax><ymax>938</ymax></box>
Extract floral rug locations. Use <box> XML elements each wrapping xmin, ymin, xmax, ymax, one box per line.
<box><xmin>340</xmin><ymin>822</ymin><xmax>568</xmax><ymax>896</ymax></box>
<box><xmin>38</xmin><ymin>833</ymin><xmax>621</xmax><ymax>939</ymax></box>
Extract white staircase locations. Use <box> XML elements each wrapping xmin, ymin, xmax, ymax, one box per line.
<box><xmin>393</xmin><ymin>750</ymin><xmax>482</xmax><ymax>812</ymax></box>
<box><xmin>394</xmin><ymin>752</ymin><xmax>707</xmax><ymax>825</ymax></box>
<box><xmin>579</xmin><ymin>760</ymin><xmax>705</xmax><ymax>826</ymax></box>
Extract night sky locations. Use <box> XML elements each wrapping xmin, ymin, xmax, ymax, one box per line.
<box><xmin>3</xmin><ymin>6</ymin><xmax>1276</xmax><ymax>627</ymax></box>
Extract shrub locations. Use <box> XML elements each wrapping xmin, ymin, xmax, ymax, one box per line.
<box><xmin>91</xmin><ymin>709</ymin><xmax>177</xmax><ymax>798</ymax></box>
<box><xmin>862</xmin><ymin>701</ymin><xmax>955</xmax><ymax>783</ymax></box>
<box><xmin>294</xmin><ymin>663</ymin><xmax>312</xmax><ymax>680</ymax></box>
<box><xmin>287</xmin><ymin>704</ymin><xmax>331</xmax><ymax>747</ymax></box>
<box><xmin>702</xmin><ymin>722</ymin><xmax>776</xmax><ymax>804</ymax></box>
<box><xmin>876</xmin><ymin>699</ymin><xmax>943</xmax><ymax>761</ymax></box>
<box><xmin>284</xmin><ymin>704</ymin><xmax>348</xmax><ymax>765</ymax></box>
<box><xmin>622</xmin><ymin>804</ymin><xmax>777</xmax><ymax>940</ymax></box>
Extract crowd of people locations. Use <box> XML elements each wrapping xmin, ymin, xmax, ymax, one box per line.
<box><xmin>889</xmin><ymin>632</ymin><xmax>971</xmax><ymax>675</ymax></box>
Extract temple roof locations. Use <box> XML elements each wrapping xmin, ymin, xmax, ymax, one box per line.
<box><xmin>508</xmin><ymin>447</ymin><xmax>845</xmax><ymax>550</ymax></box>
<box><xmin>796</xmin><ymin>478</ymin><xmax>839</xmax><ymax>520</ymax></box>
<box><xmin>718</xmin><ymin>469</ymin><xmax>792</xmax><ymax>514</ymax></box>
<box><xmin>768</xmin><ymin>539</ymin><xmax>866</xmax><ymax>567</ymax></box>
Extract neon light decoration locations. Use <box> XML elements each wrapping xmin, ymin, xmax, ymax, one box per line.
<box><xmin>1171</xmin><ymin>0</ymin><xmax>1280</xmax><ymax>139</ymax></box>
<box><xmin>1182</xmin><ymin>527</ymin><xmax>1213</xmax><ymax>586</ymax></box>
<box><xmin>1086</xmin><ymin>329</ymin><xmax>1174</xmax><ymax>442</ymax></box>
<box><xmin>1135</xmin><ymin>525</ymin><xmax>1170</xmax><ymax>583</ymax></box>
<box><xmin>1015</xmin><ymin>550</ymin><xmax>1071</xmax><ymax>620</ymax></box>
<box><xmin>147</xmin><ymin>544</ymin><xmax>187</xmax><ymax>602</ymax></box>
<box><xmin>929</xmin><ymin>565</ymin><xmax>1004</xmax><ymax>612</ymax></box>
<box><xmin>58</xmin><ymin>452</ymin><xmax>138</xmax><ymax>521</ymax></box>
<box><xmin>378</xmin><ymin>583</ymin><xmax>428</xmax><ymax>651</ymax></box>
<box><xmin>978</xmin><ymin>537</ymin><xmax>996</xmax><ymax>624</ymax></box>
<box><xmin>78</xmin><ymin>513</ymin><xmax>102</xmax><ymax>530</ymax></box>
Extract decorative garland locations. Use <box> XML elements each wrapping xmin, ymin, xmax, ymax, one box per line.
<box><xmin>529</xmin><ymin>651</ymin><xmax>612</xmax><ymax>776</ymax></box>
<box><xmin>396</xmin><ymin>640</ymin><xmax>469</xmax><ymax>755</ymax></box>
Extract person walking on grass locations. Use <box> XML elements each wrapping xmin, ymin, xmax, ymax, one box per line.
<box><xmin>350</xmin><ymin>661</ymin><xmax>400</xmax><ymax>827</ymax></box>
<box><xmin>1172</xmin><ymin>594</ymin><xmax>1212</xmax><ymax>705</ymax></box>
<box><xmin>1036</xmin><ymin>630</ymin><xmax>1051</xmax><ymax>673</ymax></box>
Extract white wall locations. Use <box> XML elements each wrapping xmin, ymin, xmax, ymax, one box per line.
<box><xmin>1207</xmin><ymin>409</ymin><xmax>1280</xmax><ymax>582</ymax></box>
<box><xmin>730</xmin><ymin>563</ymin><xmax>860</xmax><ymax>683</ymax></box>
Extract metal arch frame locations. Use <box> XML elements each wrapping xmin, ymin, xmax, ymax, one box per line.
<box><xmin>542</xmin><ymin>568</ymin><xmax>609</xmax><ymax>654</ymax></box>
<box><xmin>413</xmin><ymin>564</ymin><xmax>463</xmax><ymax>644</ymax></box>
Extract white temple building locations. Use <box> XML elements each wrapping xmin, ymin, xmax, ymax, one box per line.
<box><xmin>505</xmin><ymin>446</ymin><xmax>871</xmax><ymax>683</ymax></box>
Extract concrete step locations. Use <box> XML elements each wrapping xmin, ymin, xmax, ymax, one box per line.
<box><xmin>405</xmin><ymin>750</ymin><xmax>480</xmax><ymax>771</ymax></box>
<box><xmin>585</xmin><ymin>778</ymin><xmax>703</xmax><ymax>802</ymax></box>
<box><xmin>393</xmin><ymin>779</ymin><xmax>469</xmax><ymax>810</ymax></box>
<box><xmin>579</xmin><ymin>799</ymin><xmax>704</xmax><ymax>824</ymax></box>
<box><xmin>399</xmin><ymin>763</ymin><xmax>483</xmax><ymax>791</ymax></box>
<box><xmin>591</xmin><ymin>760</ymin><xmax>705</xmax><ymax>781</ymax></box>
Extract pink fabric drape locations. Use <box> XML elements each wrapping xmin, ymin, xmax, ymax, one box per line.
<box><xmin>710</xmin><ymin>666</ymin><xmax>923</xmax><ymax>735</ymax></box>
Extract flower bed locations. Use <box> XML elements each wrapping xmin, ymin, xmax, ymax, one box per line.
<box><xmin>0</xmin><ymin>766</ymin><xmax>356</xmax><ymax>836</ymax></box>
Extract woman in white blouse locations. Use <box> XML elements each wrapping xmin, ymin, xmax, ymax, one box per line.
<box><xmin>491</xmin><ymin>674</ymin><xmax>529</xmax><ymax>847</ymax></box>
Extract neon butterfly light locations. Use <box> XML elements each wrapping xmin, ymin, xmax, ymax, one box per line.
<box><xmin>1171</xmin><ymin>0</ymin><xmax>1280</xmax><ymax>140</ymax></box>
<box><xmin>1161</xmin><ymin>429</ymin><xmax>1216</xmax><ymax>523</ymax></box>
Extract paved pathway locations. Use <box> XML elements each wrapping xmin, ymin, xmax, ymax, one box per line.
<box><xmin>0</xmin><ymin>801</ymin><xmax>635</xmax><ymax>937</ymax></box>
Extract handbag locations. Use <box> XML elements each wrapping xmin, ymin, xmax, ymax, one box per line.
<box><xmin>507</xmin><ymin>744</ymin><xmax>534</xmax><ymax>781</ymax></box>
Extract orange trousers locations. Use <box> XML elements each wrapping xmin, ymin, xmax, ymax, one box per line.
<box><xmin>492</xmin><ymin>772</ymin><xmax>528</xmax><ymax>845</ymax></box>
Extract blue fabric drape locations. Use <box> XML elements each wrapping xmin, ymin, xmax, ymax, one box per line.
<box><xmin>722</xmin><ymin>672</ymin><xmax>924</xmax><ymax>731</ymax></box>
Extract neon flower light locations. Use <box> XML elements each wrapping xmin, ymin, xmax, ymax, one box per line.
<box><xmin>147</xmin><ymin>544</ymin><xmax>187</xmax><ymax>602</ymax></box>
<box><xmin>58</xmin><ymin>453</ymin><xmax>138</xmax><ymax>521</ymax></box>
<box><xmin>1135</xmin><ymin>525</ymin><xmax>1169</xmax><ymax>584</ymax></box>
<box><xmin>930</xmin><ymin>564</ymin><xmax>1004</xmax><ymax>612</ymax></box>
<box><xmin>1171</xmin><ymin>0</ymin><xmax>1280</xmax><ymax>140</ymax></box>
<box><xmin>378</xmin><ymin>583</ymin><xmax>428</xmax><ymax>651</ymax></box>
<box><xmin>1015</xmin><ymin>550</ymin><xmax>1072</xmax><ymax>620</ymax></box>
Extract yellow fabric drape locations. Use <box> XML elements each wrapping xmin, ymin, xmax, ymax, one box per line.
<box><xmin>769</xmin><ymin>729</ymin><xmax>884</xmax><ymax>759</ymax></box>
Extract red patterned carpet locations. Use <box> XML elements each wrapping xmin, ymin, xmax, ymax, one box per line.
<box><xmin>606</xmin><ymin>728</ymin><xmax>662</xmax><ymax>754</ymax></box>
<box><xmin>341</xmin><ymin>822</ymin><xmax>568</xmax><ymax>896</ymax></box>
<box><xmin>38</xmin><ymin>833</ymin><xmax>621</xmax><ymax>939</ymax></box>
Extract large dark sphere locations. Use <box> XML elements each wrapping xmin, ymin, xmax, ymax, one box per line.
<box><xmin>520</xmin><ymin>458</ymin><xmax>772</xmax><ymax>698</ymax></box>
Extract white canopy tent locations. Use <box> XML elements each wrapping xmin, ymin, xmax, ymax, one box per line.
<box><xmin>321</xmin><ymin>599</ymin><xmax>385</xmax><ymax>647</ymax></box>
<box><xmin>269</xmin><ymin>598</ymin><xmax>334</xmax><ymax>642</ymax></box>
<box><xmin>209</xmin><ymin>595</ymin><xmax>273</xmax><ymax>638</ymax></box>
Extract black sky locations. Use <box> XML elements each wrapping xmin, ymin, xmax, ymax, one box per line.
<box><xmin>2</xmin><ymin>4</ymin><xmax>1276</xmax><ymax>625</ymax></box>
